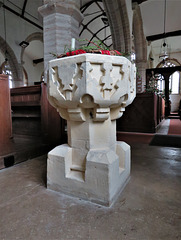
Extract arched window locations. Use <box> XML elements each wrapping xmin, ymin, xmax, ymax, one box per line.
<box><xmin>156</xmin><ymin>58</ymin><xmax>181</xmax><ymax>68</ymax></box>
<box><xmin>156</xmin><ymin>74</ymin><xmax>165</xmax><ymax>92</ymax></box>
<box><xmin>169</xmin><ymin>71</ymin><xmax>180</xmax><ymax>94</ymax></box>
<box><xmin>156</xmin><ymin>58</ymin><xmax>181</xmax><ymax>95</ymax></box>
<box><xmin>80</xmin><ymin>0</ymin><xmax>112</xmax><ymax>49</ymax></box>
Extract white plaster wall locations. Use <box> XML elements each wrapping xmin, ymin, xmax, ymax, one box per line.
<box><xmin>169</xmin><ymin>63</ymin><xmax>181</xmax><ymax>112</ymax></box>
<box><xmin>23</xmin><ymin>54</ymin><xmax>44</xmax><ymax>85</ymax></box>
<box><xmin>23</xmin><ymin>40</ymin><xmax>44</xmax><ymax>85</ymax></box>
<box><xmin>170</xmin><ymin>52</ymin><xmax>181</xmax><ymax>64</ymax></box>
<box><xmin>0</xmin><ymin>9</ymin><xmax>42</xmax><ymax>63</ymax></box>
<box><xmin>170</xmin><ymin>94</ymin><xmax>181</xmax><ymax>112</ymax></box>
<box><xmin>0</xmin><ymin>7</ymin><xmax>43</xmax><ymax>86</ymax></box>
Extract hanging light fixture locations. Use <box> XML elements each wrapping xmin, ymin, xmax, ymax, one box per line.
<box><xmin>159</xmin><ymin>0</ymin><xmax>169</xmax><ymax>60</ymax></box>
<box><xmin>159</xmin><ymin>39</ymin><xmax>169</xmax><ymax>60</ymax></box>
<box><xmin>19</xmin><ymin>41</ymin><xmax>29</xmax><ymax>48</ymax></box>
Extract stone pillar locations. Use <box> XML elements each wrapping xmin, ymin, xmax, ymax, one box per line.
<box><xmin>38</xmin><ymin>0</ymin><xmax>83</xmax><ymax>82</ymax></box>
<box><xmin>136</xmin><ymin>60</ymin><xmax>147</xmax><ymax>93</ymax></box>
<box><xmin>47</xmin><ymin>53</ymin><xmax>136</xmax><ymax>206</ymax></box>
<box><xmin>132</xmin><ymin>2</ymin><xmax>147</xmax><ymax>93</ymax></box>
<box><xmin>38</xmin><ymin>1</ymin><xmax>83</xmax><ymax>144</ymax></box>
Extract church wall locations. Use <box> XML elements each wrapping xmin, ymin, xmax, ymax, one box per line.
<box><xmin>170</xmin><ymin>94</ymin><xmax>181</xmax><ymax>112</ymax></box>
<box><xmin>23</xmin><ymin>53</ymin><xmax>44</xmax><ymax>86</ymax></box>
<box><xmin>0</xmin><ymin>7</ymin><xmax>43</xmax><ymax>86</ymax></box>
<box><xmin>170</xmin><ymin>52</ymin><xmax>181</xmax><ymax>64</ymax></box>
<box><xmin>0</xmin><ymin>9</ymin><xmax>41</xmax><ymax>63</ymax></box>
<box><xmin>169</xmin><ymin>52</ymin><xmax>181</xmax><ymax>112</ymax></box>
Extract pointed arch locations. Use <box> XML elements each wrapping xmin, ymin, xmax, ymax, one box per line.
<box><xmin>20</xmin><ymin>32</ymin><xmax>43</xmax><ymax>64</ymax></box>
<box><xmin>102</xmin><ymin>0</ymin><xmax>131</xmax><ymax>53</ymax></box>
<box><xmin>133</xmin><ymin>3</ymin><xmax>147</xmax><ymax>62</ymax></box>
<box><xmin>0</xmin><ymin>36</ymin><xmax>21</xmax><ymax>81</ymax></box>
<box><xmin>132</xmin><ymin>3</ymin><xmax>147</xmax><ymax>92</ymax></box>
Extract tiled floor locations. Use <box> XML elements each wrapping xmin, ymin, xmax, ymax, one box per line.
<box><xmin>0</xmin><ymin>143</ymin><xmax>181</xmax><ymax>240</ymax></box>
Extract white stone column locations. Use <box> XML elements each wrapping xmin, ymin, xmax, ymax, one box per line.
<box><xmin>47</xmin><ymin>53</ymin><xmax>136</xmax><ymax>206</ymax></box>
<box><xmin>38</xmin><ymin>0</ymin><xmax>83</xmax><ymax>82</ymax></box>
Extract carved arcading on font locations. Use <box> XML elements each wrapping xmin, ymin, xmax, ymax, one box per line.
<box><xmin>48</xmin><ymin>54</ymin><xmax>136</xmax><ymax>122</ymax></box>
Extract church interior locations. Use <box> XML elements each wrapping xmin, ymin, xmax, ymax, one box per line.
<box><xmin>0</xmin><ymin>0</ymin><xmax>181</xmax><ymax>239</ymax></box>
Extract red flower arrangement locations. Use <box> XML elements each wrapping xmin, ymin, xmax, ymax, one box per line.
<box><xmin>57</xmin><ymin>39</ymin><xmax>123</xmax><ymax>58</ymax></box>
<box><xmin>58</xmin><ymin>49</ymin><xmax>122</xmax><ymax>58</ymax></box>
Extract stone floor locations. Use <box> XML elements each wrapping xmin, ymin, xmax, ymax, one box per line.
<box><xmin>0</xmin><ymin>143</ymin><xmax>181</xmax><ymax>240</ymax></box>
<box><xmin>157</xmin><ymin>119</ymin><xmax>170</xmax><ymax>134</ymax></box>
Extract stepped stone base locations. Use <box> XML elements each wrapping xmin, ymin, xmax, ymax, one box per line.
<box><xmin>47</xmin><ymin>141</ymin><xmax>130</xmax><ymax>206</ymax></box>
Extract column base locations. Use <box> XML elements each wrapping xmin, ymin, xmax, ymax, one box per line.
<box><xmin>47</xmin><ymin>141</ymin><xmax>130</xmax><ymax>207</ymax></box>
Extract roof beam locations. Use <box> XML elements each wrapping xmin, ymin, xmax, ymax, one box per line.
<box><xmin>2</xmin><ymin>3</ymin><xmax>43</xmax><ymax>30</ymax></box>
<box><xmin>132</xmin><ymin>0</ymin><xmax>147</xmax><ymax>4</ymax></box>
<box><xmin>146</xmin><ymin>30</ymin><xmax>181</xmax><ymax>42</ymax></box>
<box><xmin>21</xmin><ymin>0</ymin><xmax>28</xmax><ymax>17</ymax></box>
<box><xmin>33</xmin><ymin>58</ymin><xmax>44</xmax><ymax>64</ymax></box>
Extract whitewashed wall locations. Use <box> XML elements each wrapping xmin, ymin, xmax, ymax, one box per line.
<box><xmin>23</xmin><ymin>53</ymin><xmax>44</xmax><ymax>86</ymax></box>
<box><xmin>0</xmin><ymin>7</ymin><xmax>43</xmax><ymax>86</ymax></box>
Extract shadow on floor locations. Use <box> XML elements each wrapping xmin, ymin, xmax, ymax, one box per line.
<box><xmin>150</xmin><ymin>134</ymin><xmax>181</xmax><ymax>148</ymax></box>
<box><xmin>0</xmin><ymin>134</ymin><xmax>54</xmax><ymax>170</ymax></box>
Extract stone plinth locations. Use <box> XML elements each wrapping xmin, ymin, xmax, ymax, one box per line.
<box><xmin>47</xmin><ymin>54</ymin><xmax>136</xmax><ymax>206</ymax></box>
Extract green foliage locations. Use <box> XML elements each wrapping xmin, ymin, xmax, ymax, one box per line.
<box><xmin>145</xmin><ymin>75</ymin><xmax>172</xmax><ymax>99</ymax></box>
<box><xmin>49</xmin><ymin>52</ymin><xmax>58</xmax><ymax>58</ymax></box>
<box><xmin>78</xmin><ymin>38</ymin><xmax>109</xmax><ymax>51</ymax></box>
<box><xmin>50</xmin><ymin>38</ymin><xmax>131</xmax><ymax>58</ymax></box>
<box><xmin>145</xmin><ymin>75</ymin><xmax>161</xmax><ymax>95</ymax></box>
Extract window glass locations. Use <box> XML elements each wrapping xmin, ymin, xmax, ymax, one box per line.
<box><xmin>156</xmin><ymin>74</ymin><xmax>164</xmax><ymax>91</ymax></box>
<box><xmin>1</xmin><ymin>61</ymin><xmax>13</xmax><ymax>88</ymax></box>
<box><xmin>170</xmin><ymin>71</ymin><xmax>179</xmax><ymax>94</ymax></box>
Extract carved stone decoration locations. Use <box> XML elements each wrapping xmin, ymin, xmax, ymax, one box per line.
<box><xmin>47</xmin><ymin>54</ymin><xmax>136</xmax><ymax>206</ymax></box>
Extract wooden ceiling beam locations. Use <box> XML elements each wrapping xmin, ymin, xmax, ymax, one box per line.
<box><xmin>146</xmin><ymin>30</ymin><xmax>181</xmax><ymax>42</ymax></box>
<box><xmin>21</xmin><ymin>0</ymin><xmax>28</xmax><ymax>17</ymax></box>
<box><xmin>132</xmin><ymin>0</ymin><xmax>147</xmax><ymax>4</ymax></box>
<box><xmin>2</xmin><ymin>4</ymin><xmax>43</xmax><ymax>30</ymax></box>
<box><xmin>33</xmin><ymin>58</ymin><xmax>44</xmax><ymax>64</ymax></box>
